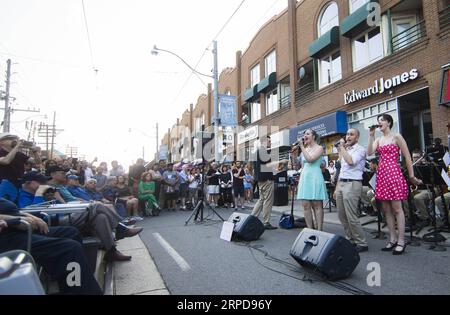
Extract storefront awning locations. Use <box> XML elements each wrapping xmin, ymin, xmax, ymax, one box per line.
<box><xmin>341</xmin><ymin>0</ymin><xmax>379</xmax><ymax>38</ymax></box>
<box><xmin>309</xmin><ymin>26</ymin><xmax>340</xmax><ymax>59</ymax></box>
<box><xmin>290</xmin><ymin>111</ymin><xmax>348</xmax><ymax>143</ymax></box>
<box><xmin>257</xmin><ymin>72</ymin><xmax>277</xmax><ymax>94</ymax></box>
<box><xmin>243</xmin><ymin>85</ymin><xmax>259</xmax><ymax>103</ymax></box>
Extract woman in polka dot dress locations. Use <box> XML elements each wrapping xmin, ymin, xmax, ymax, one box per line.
<box><xmin>368</xmin><ymin>114</ymin><xmax>422</xmax><ymax>255</ymax></box>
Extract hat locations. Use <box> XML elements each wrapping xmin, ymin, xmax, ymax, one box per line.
<box><xmin>47</xmin><ymin>165</ymin><xmax>66</xmax><ymax>174</ymax></box>
<box><xmin>22</xmin><ymin>171</ymin><xmax>51</xmax><ymax>183</ymax></box>
<box><xmin>67</xmin><ymin>175</ymin><xmax>79</xmax><ymax>181</ymax></box>
<box><xmin>0</xmin><ymin>132</ymin><xmax>18</xmax><ymax>141</ymax></box>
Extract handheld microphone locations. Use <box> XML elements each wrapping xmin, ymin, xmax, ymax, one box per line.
<box><xmin>369</xmin><ymin>124</ymin><xmax>381</xmax><ymax>130</ymax></box>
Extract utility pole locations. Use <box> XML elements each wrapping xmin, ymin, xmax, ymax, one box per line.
<box><xmin>213</xmin><ymin>40</ymin><xmax>221</xmax><ymax>163</ymax></box>
<box><xmin>156</xmin><ymin>123</ymin><xmax>159</xmax><ymax>161</ymax></box>
<box><xmin>3</xmin><ymin>59</ymin><xmax>11</xmax><ymax>133</ymax></box>
<box><xmin>50</xmin><ymin>111</ymin><xmax>56</xmax><ymax>158</ymax></box>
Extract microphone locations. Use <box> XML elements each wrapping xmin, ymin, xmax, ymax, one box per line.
<box><xmin>369</xmin><ymin>124</ymin><xmax>381</xmax><ymax>130</ymax></box>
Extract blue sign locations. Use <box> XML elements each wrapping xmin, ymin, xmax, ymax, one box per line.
<box><xmin>289</xmin><ymin>111</ymin><xmax>348</xmax><ymax>143</ymax></box>
<box><xmin>219</xmin><ymin>95</ymin><xmax>237</xmax><ymax>127</ymax></box>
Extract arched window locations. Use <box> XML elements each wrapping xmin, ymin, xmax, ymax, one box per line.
<box><xmin>318</xmin><ymin>2</ymin><xmax>339</xmax><ymax>36</ymax></box>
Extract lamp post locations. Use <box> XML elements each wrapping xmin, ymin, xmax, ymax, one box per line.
<box><xmin>151</xmin><ymin>42</ymin><xmax>221</xmax><ymax>163</ymax></box>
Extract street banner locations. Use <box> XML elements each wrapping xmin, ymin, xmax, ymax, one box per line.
<box><xmin>219</xmin><ymin>95</ymin><xmax>237</xmax><ymax>127</ymax></box>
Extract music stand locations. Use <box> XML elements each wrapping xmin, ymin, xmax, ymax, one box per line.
<box><xmin>414</xmin><ymin>163</ymin><xmax>448</xmax><ymax>251</ymax></box>
<box><xmin>185</xmin><ymin>162</ymin><xmax>224</xmax><ymax>225</ymax></box>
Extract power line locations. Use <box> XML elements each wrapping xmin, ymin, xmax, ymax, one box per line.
<box><xmin>169</xmin><ymin>0</ymin><xmax>248</xmax><ymax>108</ymax></box>
<box><xmin>81</xmin><ymin>0</ymin><xmax>97</xmax><ymax>73</ymax></box>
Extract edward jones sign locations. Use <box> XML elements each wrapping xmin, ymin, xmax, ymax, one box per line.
<box><xmin>344</xmin><ymin>69</ymin><xmax>419</xmax><ymax>105</ymax></box>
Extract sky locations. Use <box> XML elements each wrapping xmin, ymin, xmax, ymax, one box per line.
<box><xmin>0</xmin><ymin>0</ymin><xmax>287</xmax><ymax>169</ymax></box>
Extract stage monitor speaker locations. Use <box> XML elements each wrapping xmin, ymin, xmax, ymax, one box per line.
<box><xmin>290</xmin><ymin>228</ymin><xmax>360</xmax><ymax>281</ymax></box>
<box><xmin>228</xmin><ymin>212</ymin><xmax>265</xmax><ymax>242</ymax></box>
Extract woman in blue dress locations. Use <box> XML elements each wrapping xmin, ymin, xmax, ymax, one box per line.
<box><xmin>293</xmin><ymin>129</ymin><xmax>327</xmax><ymax>230</ymax></box>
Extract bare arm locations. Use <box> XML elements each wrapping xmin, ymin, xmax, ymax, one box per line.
<box><xmin>367</xmin><ymin>127</ymin><xmax>379</xmax><ymax>156</ymax></box>
<box><xmin>0</xmin><ymin>142</ymin><xmax>22</xmax><ymax>165</ymax></box>
<box><xmin>395</xmin><ymin>134</ymin><xmax>421</xmax><ymax>185</ymax></box>
<box><xmin>300</xmin><ymin>144</ymin><xmax>324</xmax><ymax>163</ymax></box>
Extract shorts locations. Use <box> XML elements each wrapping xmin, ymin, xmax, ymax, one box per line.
<box><xmin>233</xmin><ymin>184</ymin><xmax>245</xmax><ymax>197</ymax></box>
<box><xmin>179</xmin><ymin>183</ymin><xmax>188</xmax><ymax>198</ymax></box>
<box><xmin>207</xmin><ymin>185</ymin><xmax>220</xmax><ymax>195</ymax></box>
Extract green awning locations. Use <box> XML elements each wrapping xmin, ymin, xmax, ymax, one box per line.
<box><xmin>341</xmin><ymin>0</ymin><xmax>379</xmax><ymax>38</ymax></box>
<box><xmin>257</xmin><ymin>72</ymin><xmax>277</xmax><ymax>93</ymax></box>
<box><xmin>243</xmin><ymin>85</ymin><xmax>259</xmax><ymax>102</ymax></box>
<box><xmin>309</xmin><ymin>26</ymin><xmax>340</xmax><ymax>59</ymax></box>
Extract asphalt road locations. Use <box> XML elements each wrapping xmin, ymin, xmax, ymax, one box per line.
<box><xmin>137</xmin><ymin>206</ymin><xmax>450</xmax><ymax>295</ymax></box>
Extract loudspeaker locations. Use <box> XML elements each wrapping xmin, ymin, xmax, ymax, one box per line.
<box><xmin>228</xmin><ymin>212</ymin><xmax>265</xmax><ymax>242</ymax></box>
<box><xmin>290</xmin><ymin>228</ymin><xmax>360</xmax><ymax>281</ymax></box>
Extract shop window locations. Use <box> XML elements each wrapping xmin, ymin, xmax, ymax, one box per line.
<box><xmin>266</xmin><ymin>89</ymin><xmax>279</xmax><ymax>115</ymax></box>
<box><xmin>352</xmin><ymin>27</ymin><xmax>384</xmax><ymax>71</ymax></box>
<box><xmin>318</xmin><ymin>2</ymin><xmax>339</xmax><ymax>36</ymax></box>
<box><xmin>251</xmin><ymin>64</ymin><xmax>260</xmax><ymax>87</ymax></box>
<box><xmin>265</xmin><ymin>50</ymin><xmax>276</xmax><ymax>77</ymax></box>
<box><xmin>349</xmin><ymin>0</ymin><xmax>369</xmax><ymax>14</ymax></box>
<box><xmin>319</xmin><ymin>51</ymin><xmax>342</xmax><ymax>89</ymax></box>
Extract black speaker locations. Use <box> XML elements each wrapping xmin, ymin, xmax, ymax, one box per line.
<box><xmin>228</xmin><ymin>212</ymin><xmax>265</xmax><ymax>242</ymax></box>
<box><xmin>290</xmin><ymin>229</ymin><xmax>360</xmax><ymax>281</ymax></box>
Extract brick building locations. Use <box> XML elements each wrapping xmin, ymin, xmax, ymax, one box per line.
<box><xmin>161</xmin><ymin>0</ymin><xmax>450</xmax><ymax>163</ymax></box>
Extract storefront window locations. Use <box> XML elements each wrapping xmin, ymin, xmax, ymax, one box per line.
<box><xmin>348</xmin><ymin>100</ymin><xmax>398</xmax><ymax>150</ymax></box>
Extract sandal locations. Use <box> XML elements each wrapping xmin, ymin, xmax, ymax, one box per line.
<box><xmin>393</xmin><ymin>244</ymin><xmax>406</xmax><ymax>255</ymax></box>
<box><xmin>381</xmin><ymin>242</ymin><xmax>397</xmax><ymax>252</ymax></box>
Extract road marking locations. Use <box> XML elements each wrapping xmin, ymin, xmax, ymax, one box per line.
<box><xmin>153</xmin><ymin>233</ymin><xmax>191</xmax><ymax>272</ymax></box>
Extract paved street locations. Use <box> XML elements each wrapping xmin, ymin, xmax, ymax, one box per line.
<box><xmin>127</xmin><ymin>202</ymin><xmax>450</xmax><ymax>295</ymax></box>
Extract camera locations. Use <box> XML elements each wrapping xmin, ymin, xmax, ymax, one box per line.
<box><xmin>22</xmin><ymin>141</ymin><xmax>34</xmax><ymax>148</ymax></box>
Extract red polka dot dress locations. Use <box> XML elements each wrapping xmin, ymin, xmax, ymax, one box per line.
<box><xmin>375</xmin><ymin>144</ymin><xmax>408</xmax><ymax>201</ymax></box>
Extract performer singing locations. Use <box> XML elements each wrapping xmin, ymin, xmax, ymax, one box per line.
<box><xmin>294</xmin><ymin>129</ymin><xmax>327</xmax><ymax>231</ymax></box>
<box><xmin>335</xmin><ymin>128</ymin><xmax>369</xmax><ymax>253</ymax></box>
<box><xmin>368</xmin><ymin>114</ymin><xmax>422</xmax><ymax>255</ymax></box>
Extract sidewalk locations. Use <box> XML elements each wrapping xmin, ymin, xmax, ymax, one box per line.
<box><xmin>112</xmin><ymin>236</ymin><xmax>170</xmax><ymax>295</ymax></box>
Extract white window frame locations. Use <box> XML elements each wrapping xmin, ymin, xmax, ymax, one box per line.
<box><xmin>264</xmin><ymin>50</ymin><xmax>277</xmax><ymax>77</ymax></box>
<box><xmin>250</xmin><ymin>102</ymin><xmax>261</xmax><ymax>123</ymax></box>
<box><xmin>349</xmin><ymin>0</ymin><xmax>369</xmax><ymax>14</ymax></box>
<box><xmin>250</xmin><ymin>65</ymin><xmax>260</xmax><ymax>87</ymax></box>
<box><xmin>318</xmin><ymin>2</ymin><xmax>339</xmax><ymax>37</ymax></box>
<box><xmin>265</xmin><ymin>89</ymin><xmax>279</xmax><ymax>116</ymax></box>
<box><xmin>351</xmin><ymin>26</ymin><xmax>384</xmax><ymax>72</ymax></box>
<box><xmin>391</xmin><ymin>15</ymin><xmax>418</xmax><ymax>50</ymax></box>
<box><xmin>318</xmin><ymin>51</ymin><xmax>342</xmax><ymax>89</ymax></box>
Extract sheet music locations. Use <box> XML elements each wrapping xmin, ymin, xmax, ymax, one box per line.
<box><xmin>443</xmin><ymin>152</ymin><xmax>450</xmax><ymax>168</ymax></box>
<box><xmin>220</xmin><ymin>222</ymin><xmax>234</xmax><ymax>242</ymax></box>
<box><xmin>441</xmin><ymin>169</ymin><xmax>450</xmax><ymax>188</ymax></box>
<box><xmin>369</xmin><ymin>174</ymin><xmax>376</xmax><ymax>190</ymax></box>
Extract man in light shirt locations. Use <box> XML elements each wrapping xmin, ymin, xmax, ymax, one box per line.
<box><xmin>335</xmin><ymin>128</ymin><xmax>368</xmax><ymax>253</ymax></box>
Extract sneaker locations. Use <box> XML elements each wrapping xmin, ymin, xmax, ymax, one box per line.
<box><xmin>241</xmin><ymin>205</ymin><xmax>245</xmax><ymax>210</ymax></box>
<box><xmin>264</xmin><ymin>223</ymin><xmax>278</xmax><ymax>230</ymax></box>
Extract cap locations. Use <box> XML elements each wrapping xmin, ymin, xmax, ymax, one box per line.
<box><xmin>0</xmin><ymin>132</ymin><xmax>19</xmax><ymax>141</ymax></box>
<box><xmin>47</xmin><ymin>165</ymin><xmax>66</xmax><ymax>174</ymax></box>
<box><xmin>22</xmin><ymin>171</ymin><xmax>51</xmax><ymax>183</ymax></box>
<box><xmin>67</xmin><ymin>175</ymin><xmax>79</xmax><ymax>180</ymax></box>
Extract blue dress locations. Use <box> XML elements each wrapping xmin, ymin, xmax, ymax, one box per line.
<box><xmin>297</xmin><ymin>155</ymin><xmax>327</xmax><ymax>201</ymax></box>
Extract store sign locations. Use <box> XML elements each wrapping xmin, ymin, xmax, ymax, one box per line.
<box><xmin>290</xmin><ymin>111</ymin><xmax>348</xmax><ymax>144</ymax></box>
<box><xmin>238</xmin><ymin>126</ymin><xmax>259</xmax><ymax>145</ymax></box>
<box><xmin>344</xmin><ymin>69</ymin><xmax>419</xmax><ymax>105</ymax></box>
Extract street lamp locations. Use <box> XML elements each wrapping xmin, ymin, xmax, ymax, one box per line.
<box><xmin>151</xmin><ymin>42</ymin><xmax>221</xmax><ymax>163</ymax></box>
